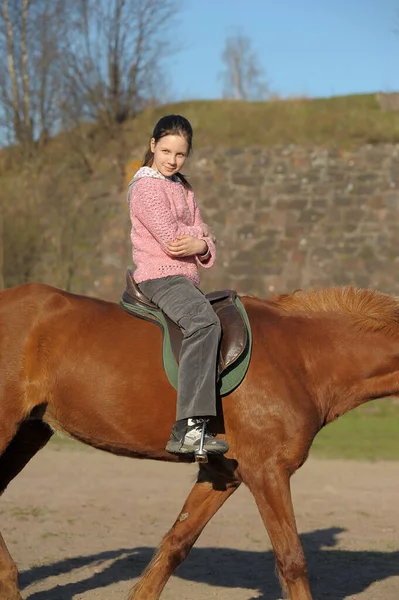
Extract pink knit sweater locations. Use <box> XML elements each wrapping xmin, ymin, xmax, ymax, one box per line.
<box><xmin>128</xmin><ymin>167</ymin><xmax>216</xmax><ymax>285</ymax></box>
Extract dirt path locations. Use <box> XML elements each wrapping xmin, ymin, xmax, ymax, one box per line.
<box><xmin>1</xmin><ymin>442</ymin><xmax>399</xmax><ymax>599</ymax></box>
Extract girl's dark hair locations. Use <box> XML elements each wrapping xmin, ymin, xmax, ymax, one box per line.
<box><xmin>142</xmin><ymin>114</ymin><xmax>193</xmax><ymax>189</ymax></box>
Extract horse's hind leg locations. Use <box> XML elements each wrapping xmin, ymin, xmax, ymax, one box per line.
<box><xmin>0</xmin><ymin>420</ymin><xmax>53</xmax><ymax>599</ymax></box>
<box><xmin>129</xmin><ymin>462</ymin><xmax>240</xmax><ymax>600</ymax></box>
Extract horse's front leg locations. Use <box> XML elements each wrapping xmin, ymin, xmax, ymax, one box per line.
<box><xmin>129</xmin><ymin>463</ymin><xmax>240</xmax><ymax>600</ymax></box>
<box><xmin>0</xmin><ymin>412</ymin><xmax>51</xmax><ymax>600</ymax></box>
<box><xmin>0</xmin><ymin>534</ymin><xmax>22</xmax><ymax>600</ymax></box>
<box><xmin>243</xmin><ymin>464</ymin><xmax>312</xmax><ymax>600</ymax></box>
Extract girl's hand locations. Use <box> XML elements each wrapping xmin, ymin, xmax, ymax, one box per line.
<box><xmin>166</xmin><ymin>235</ymin><xmax>208</xmax><ymax>257</ymax></box>
<box><xmin>202</xmin><ymin>223</ymin><xmax>217</xmax><ymax>244</ymax></box>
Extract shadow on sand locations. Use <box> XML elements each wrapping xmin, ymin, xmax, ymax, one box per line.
<box><xmin>20</xmin><ymin>527</ymin><xmax>399</xmax><ymax>599</ymax></box>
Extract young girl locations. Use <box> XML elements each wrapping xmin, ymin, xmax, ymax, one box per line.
<box><xmin>127</xmin><ymin>114</ymin><xmax>229</xmax><ymax>456</ymax></box>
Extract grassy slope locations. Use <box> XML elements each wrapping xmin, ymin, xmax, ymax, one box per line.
<box><xmin>123</xmin><ymin>94</ymin><xmax>399</xmax><ymax>148</ymax></box>
<box><xmin>2</xmin><ymin>93</ymin><xmax>399</xmax><ymax>174</ymax></box>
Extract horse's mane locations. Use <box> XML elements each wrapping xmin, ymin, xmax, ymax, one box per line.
<box><xmin>268</xmin><ymin>286</ymin><xmax>399</xmax><ymax>335</ymax></box>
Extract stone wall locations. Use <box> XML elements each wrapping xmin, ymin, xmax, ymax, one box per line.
<box><xmin>94</xmin><ymin>144</ymin><xmax>399</xmax><ymax>301</ymax></box>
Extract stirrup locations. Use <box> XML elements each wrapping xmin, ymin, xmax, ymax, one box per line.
<box><xmin>194</xmin><ymin>420</ymin><xmax>208</xmax><ymax>464</ymax></box>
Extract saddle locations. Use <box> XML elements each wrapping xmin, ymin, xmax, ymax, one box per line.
<box><xmin>121</xmin><ymin>270</ymin><xmax>250</xmax><ymax>384</ymax></box>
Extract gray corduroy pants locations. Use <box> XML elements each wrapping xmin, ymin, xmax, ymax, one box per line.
<box><xmin>138</xmin><ymin>275</ymin><xmax>221</xmax><ymax>421</ymax></box>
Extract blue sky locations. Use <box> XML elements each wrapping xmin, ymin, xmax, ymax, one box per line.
<box><xmin>171</xmin><ymin>0</ymin><xmax>399</xmax><ymax>100</ymax></box>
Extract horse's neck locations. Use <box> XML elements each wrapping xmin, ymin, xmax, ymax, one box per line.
<box><xmin>247</xmin><ymin>298</ymin><xmax>399</xmax><ymax>424</ymax></box>
<box><xmin>319</xmin><ymin>327</ymin><xmax>399</xmax><ymax>423</ymax></box>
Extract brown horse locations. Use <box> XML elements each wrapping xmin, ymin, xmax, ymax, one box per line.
<box><xmin>0</xmin><ymin>281</ymin><xmax>399</xmax><ymax>600</ymax></box>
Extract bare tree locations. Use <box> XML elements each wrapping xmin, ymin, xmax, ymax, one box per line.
<box><xmin>0</xmin><ymin>0</ymin><xmax>27</xmax><ymax>143</ymax></box>
<box><xmin>220</xmin><ymin>33</ymin><xmax>269</xmax><ymax>101</ymax></box>
<box><xmin>0</xmin><ymin>0</ymin><xmax>181</xmax><ymax>146</ymax></box>
<box><xmin>62</xmin><ymin>0</ymin><xmax>179</xmax><ymax>130</ymax></box>
<box><xmin>0</xmin><ymin>0</ymin><xmax>68</xmax><ymax>147</ymax></box>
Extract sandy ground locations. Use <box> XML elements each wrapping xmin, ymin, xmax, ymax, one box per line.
<box><xmin>1</xmin><ymin>442</ymin><xmax>399</xmax><ymax>600</ymax></box>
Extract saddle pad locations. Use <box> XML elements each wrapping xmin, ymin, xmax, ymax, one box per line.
<box><xmin>120</xmin><ymin>297</ymin><xmax>252</xmax><ymax>396</ymax></box>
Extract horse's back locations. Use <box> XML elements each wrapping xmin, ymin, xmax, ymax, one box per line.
<box><xmin>1</xmin><ymin>281</ymin><xmax>126</xmax><ymax>328</ymax></box>
<box><xmin>0</xmin><ymin>282</ymin><xmax>86</xmax><ymax>325</ymax></box>
<box><xmin>0</xmin><ymin>281</ymin><xmax>160</xmax><ymax>366</ymax></box>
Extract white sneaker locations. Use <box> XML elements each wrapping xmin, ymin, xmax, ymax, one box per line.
<box><xmin>165</xmin><ymin>418</ymin><xmax>229</xmax><ymax>455</ymax></box>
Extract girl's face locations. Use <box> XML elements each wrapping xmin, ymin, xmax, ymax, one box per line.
<box><xmin>150</xmin><ymin>134</ymin><xmax>189</xmax><ymax>177</ymax></box>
